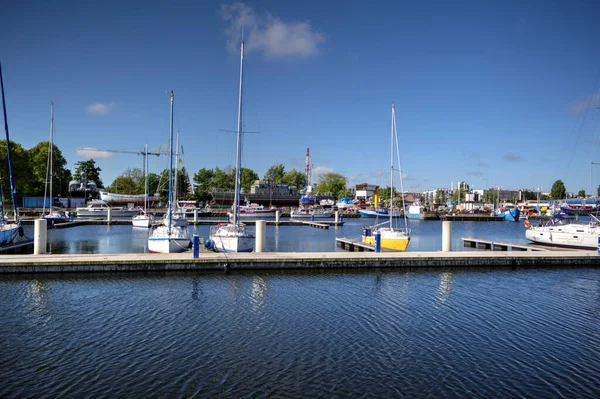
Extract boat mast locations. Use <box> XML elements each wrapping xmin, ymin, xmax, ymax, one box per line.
<box><xmin>232</xmin><ymin>41</ymin><xmax>245</xmax><ymax>226</ymax></box>
<box><xmin>144</xmin><ymin>142</ymin><xmax>149</xmax><ymax>215</ymax></box>
<box><xmin>49</xmin><ymin>102</ymin><xmax>54</xmax><ymax>215</ymax></box>
<box><xmin>174</xmin><ymin>131</ymin><xmax>179</xmax><ymax>212</ymax></box>
<box><xmin>167</xmin><ymin>91</ymin><xmax>174</xmax><ymax>234</ymax></box>
<box><xmin>390</xmin><ymin>104</ymin><xmax>394</xmax><ymax>229</ymax></box>
<box><xmin>0</xmin><ymin>62</ymin><xmax>18</xmax><ymax>220</ymax></box>
<box><xmin>305</xmin><ymin>148</ymin><xmax>311</xmax><ymax>193</ymax></box>
<box><xmin>393</xmin><ymin>103</ymin><xmax>409</xmax><ymax>230</ymax></box>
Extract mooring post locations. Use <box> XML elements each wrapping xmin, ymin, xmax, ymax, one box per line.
<box><xmin>335</xmin><ymin>210</ymin><xmax>339</xmax><ymax>224</ymax></box>
<box><xmin>374</xmin><ymin>232</ymin><xmax>381</xmax><ymax>253</ymax></box>
<box><xmin>597</xmin><ymin>236</ymin><xmax>600</xmax><ymax>256</ymax></box>
<box><xmin>256</xmin><ymin>220</ymin><xmax>266</xmax><ymax>252</ymax></box>
<box><xmin>193</xmin><ymin>208</ymin><xmax>198</xmax><ymax>224</ymax></box>
<box><xmin>107</xmin><ymin>208</ymin><xmax>112</xmax><ymax>225</ymax></box>
<box><xmin>34</xmin><ymin>218</ymin><xmax>47</xmax><ymax>255</ymax></box>
<box><xmin>442</xmin><ymin>220</ymin><xmax>452</xmax><ymax>251</ymax></box>
<box><xmin>193</xmin><ymin>234</ymin><xmax>200</xmax><ymax>258</ymax></box>
<box><xmin>275</xmin><ymin>210</ymin><xmax>280</xmax><ymax>225</ymax></box>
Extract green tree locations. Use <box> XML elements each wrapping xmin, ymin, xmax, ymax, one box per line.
<box><xmin>315</xmin><ymin>172</ymin><xmax>348</xmax><ymax>199</ymax></box>
<box><xmin>213</xmin><ymin>167</ymin><xmax>235</xmax><ymax>190</ymax></box>
<box><xmin>434</xmin><ymin>189</ymin><xmax>446</xmax><ymax>204</ymax></box>
<box><xmin>597</xmin><ymin>185</ymin><xmax>600</xmax><ymax>197</ymax></box>
<box><xmin>577</xmin><ymin>189</ymin><xmax>586</xmax><ymax>198</ymax></box>
<box><xmin>26</xmin><ymin>140</ymin><xmax>71</xmax><ymax>196</ymax></box>
<box><xmin>0</xmin><ymin>140</ymin><xmax>30</xmax><ymax>205</ymax></box>
<box><xmin>281</xmin><ymin>169</ymin><xmax>306</xmax><ymax>190</ymax></box>
<box><xmin>263</xmin><ymin>164</ymin><xmax>285</xmax><ymax>186</ymax></box>
<box><xmin>378</xmin><ymin>186</ymin><xmax>397</xmax><ymax>207</ymax></box>
<box><xmin>521</xmin><ymin>190</ymin><xmax>537</xmax><ymax>201</ymax></box>
<box><xmin>106</xmin><ymin>167</ymin><xmax>144</xmax><ymax>194</ymax></box>
<box><xmin>193</xmin><ymin>168</ymin><xmax>215</xmax><ymax>202</ymax></box>
<box><xmin>240</xmin><ymin>167</ymin><xmax>259</xmax><ymax>191</ymax></box>
<box><xmin>74</xmin><ymin>159</ymin><xmax>104</xmax><ymax>188</ymax></box>
<box><xmin>451</xmin><ymin>181</ymin><xmax>470</xmax><ymax>202</ymax></box>
<box><xmin>550</xmin><ymin>179</ymin><xmax>566</xmax><ymax>199</ymax></box>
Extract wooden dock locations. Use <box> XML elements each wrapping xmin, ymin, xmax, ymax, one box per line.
<box><xmin>1</xmin><ymin>250</ymin><xmax>600</xmax><ymax>274</ymax></box>
<box><xmin>461</xmin><ymin>237</ymin><xmax>576</xmax><ymax>251</ymax></box>
<box><xmin>335</xmin><ymin>237</ymin><xmax>399</xmax><ymax>252</ymax></box>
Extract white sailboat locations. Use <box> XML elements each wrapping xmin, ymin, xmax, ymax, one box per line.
<box><xmin>163</xmin><ymin>131</ymin><xmax>188</xmax><ymax>227</ymax></box>
<box><xmin>147</xmin><ymin>91</ymin><xmax>190</xmax><ymax>253</ymax></box>
<box><xmin>208</xmin><ymin>41</ymin><xmax>254</xmax><ymax>253</ymax></box>
<box><xmin>42</xmin><ymin>102</ymin><xmax>68</xmax><ymax>224</ymax></box>
<box><xmin>0</xmin><ymin>62</ymin><xmax>21</xmax><ymax>246</ymax></box>
<box><xmin>132</xmin><ymin>143</ymin><xmax>156</xmax><ymax>228</ymax></box>
<box><xmin>361</xmin><ymin>103</ymin><xmax>410</xmax><ymax>251</ymax></box>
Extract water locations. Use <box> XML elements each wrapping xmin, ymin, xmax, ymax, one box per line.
<box><xmin>1</xmin><ymin>268</ymin><xmax>599</xmax><ymax>397</ymax></box>
<box><xmin>22</xmin><ymin>218</ymin><xmax>536</xmax><ymax>254</ymax></box>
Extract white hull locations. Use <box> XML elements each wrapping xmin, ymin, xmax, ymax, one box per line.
<box><xmin>100</xmin><ymin>191</ymin><xmax>159</xmax><ymax>205</ymax></box>
<box><xmin>148</xmin><ymin>225</ymin><xmax>190</xmax><ymax>253</ymax></box>
<box><xmin>229</xmin><ymin>211</ymin><xmax>277</xmax><ymax>220</ymax></box>
<box><xmin>132</xmin><ymin>214</ymin><xmax>156</xmax><ymax>228</ymax></box>
<box><xmin>525</xmin><ymin>224</ymin><xmax>600</xmax><ymax>249</ymax></box>
<box><xmin>0</xmin><ymin>222</ymin><xmax>20</xmax><ymax>246</ymax></box>
<box><xmin>209</xmin><ymin>224</ymin><xmax>254</xmax><ymax>252</ymax></box>
<box><xmin>77</xmin><ymin>209</ymin><xmax>141</xmax><ymax>218</ymax></box>
<box><xmin>290</xmin><ymin>209</ymin><xmax>333</xmax><ymax>218</ymax></box>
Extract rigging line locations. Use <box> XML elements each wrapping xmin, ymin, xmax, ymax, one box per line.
<box><xmin>557</xmin><ymin>65</ymin><xmax>600</xmax><ymax>183</ymax></box>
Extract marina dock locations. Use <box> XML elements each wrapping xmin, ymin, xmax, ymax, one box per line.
<box><xmin>461</xmin><ymin>237</ymin><xmax>574</xmax><ymax>251</ymax></box>
<box><xmin>20</xmin><ymin>218</ymin><xmax>345</xmax><ymax>228</ymax></box>
<box><xmin>440</xmin><ymin>214</ymin><xmax>505</xmax><ymax>221</ymax></box>
<box><xmin>1</xmin><ymin>250</ymin><xmax>599</xmax><ymax>274</ymax></box>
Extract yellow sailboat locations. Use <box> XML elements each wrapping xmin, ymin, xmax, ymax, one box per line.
<box><xmin>361</xmin><ymin>103</ymin><xmax>410</xmax><ymax>251</ymax></box>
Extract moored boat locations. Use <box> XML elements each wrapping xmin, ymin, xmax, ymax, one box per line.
<box><xmin>77</xmin><ymin>200</ymin><xmax>141</xmax><ymax>218</ymax></box>
<box><xmin>497</xmin><ymin>204</ymin><xmax>520</xmax><ymax>222</ymax></box>
<box><xmin>525</xmin><ymin>214</ymin><xmax>600</xmax><ymax>249</ymax></box>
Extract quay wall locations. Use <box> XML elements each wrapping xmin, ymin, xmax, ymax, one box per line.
<box><xmin>0</xmin><ymin>251</ymin><xmax>598</xmax><ymax>274</ymax></box>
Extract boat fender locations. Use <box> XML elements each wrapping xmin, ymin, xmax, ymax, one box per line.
<box><xmin>204</xmin><ymin>239</ymin><xmax>214</xmax><ymax>250</ymax></box>
<box><xmin>18</xmin><ymin>226</ymin><xmax>24</xmax><ymax>237</ymax></box>
<box><xmin>524</xmin><ymin>220</ymin><xmax>531</xmax><ymax>228</ymax></box>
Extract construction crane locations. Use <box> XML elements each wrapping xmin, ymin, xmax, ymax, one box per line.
<box><xmin>76</xmin><ymin>147</ymin><xmax>169</xmax><ymax>157</ymax></box>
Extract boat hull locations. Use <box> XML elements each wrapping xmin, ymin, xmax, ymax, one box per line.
<box><xmin>148</xmin><ymin>237</ymin><xmax>191</xmax><ymax>253</ymax></box>
<box><xmin>362</xmin><ymin>228</ymin><xmax>410</xmax><ymax>251</ymax></box>
<box><xmin>290</xmin><ymin>209</ymin><xmax>333</xmax><ymax>218</ymax></box>
<box><xmin>359</xmin><ymin>209</ymin><xmax>401</xmax><ymax>218</ymax></box>
<box><xmin>208</xmin><ymin>224</ymin><xmax>254</xmax><ymax>252</ymax></box>
<box><xmin>525</xmin><ymin>226</ymin><xmax>599</xmax><ymax>249</ymax></box>
<box><xmin>132</xmin><ymin>215</ymin><xmax>156</xmax><ymax>228</ymax></box>
<box><xmin>100</xmin><ymin>191</ymin><xmax>159</xmax><ymax>206</ymax></box>
<box><xmin>497</xmin><ymin>208</ymin><xmax>520</xmax><ymax>222</ymax></box>
<box><xmin>77</xmin><ymin>209</ymin><xmax>141</xmax><ymax>218</ymax></box>
<box><xmin>0</xmin><ymin>222</ymin><xmax>20</xmax><ymax>246</ymax></box>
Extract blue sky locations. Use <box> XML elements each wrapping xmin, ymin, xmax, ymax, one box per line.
<box><xmin>2</xmin><ymin>0</ymin><xmax>600</xmax><ymax>194</ymax></box>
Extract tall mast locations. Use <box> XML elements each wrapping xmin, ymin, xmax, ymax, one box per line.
<box><xmin>174</xmin><ymin>130</ymin><xmax>179</xmax><ymax>212</ymax></box>
<box><xmin>305</xmin><ymin>148</ymin><xmax>311</xmax><ymax>190</ymax></box>
<box><xmin>390</xmin><ymin>104</ymin><xmax>395</xmax><ymax>228</ymax></box>
<box><xmin>167</xmin><ymin>91</ymin><xmax>174</xmax><ymax>234</ymax></box>
<box><xmin>232</xmin><ymin>41</ymin><xmax>244</xmax><ymax>226</ymax></box>
<box><xmin>49</xmin><ymin>102</ymin><xmax>54</xmax><ymax>214</ymax></box>
<box><xmin>0</xmin><ymin>62</ymin><xmax>18</xmax><ymax>220</ymax></box>
<box><xmin>144</xmin><ymin>142</ymin><xmax>148</xmax><ymax>214</ymax></box>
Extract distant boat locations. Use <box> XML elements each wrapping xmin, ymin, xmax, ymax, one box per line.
<box><xmin>496</xmin><ymin>204</ymin><xmax>520</xmax><ymax>222</ymax></box>
<box><xmin>147</xmin><ymin>91</ymin><xmax>190</xmax><ymax>253</ymax></box>
<box><xmin>525</xmin><ymin>214</ymin><xmax>600</xmax><ymax>249</ymax></box>
<box><xmin>132</xmin><ymin>144</ymin><xmax>157</xmax><ymax>228</ymax></box>
<box><xmin>42</xmin><ymin>102</ymin><xmax>69</xmax><ymax>224</ymax></box>
<box><xmin>290</xmin><ymin>148</ymin><xmax>333</xmax><ymax>219</ymax></box>
<box><xmin>207</xmin><ymin>41</ymin><xmax>254</xmax><ymax>253</ymax></box>
<box><xmin>361</xmin><ymin>104</ymin><xmax>410</xmax><ymax>251</ymax></box>
<box><xmin>359</xmin><ymin>207</ymin><xmax>401</xmax><ymax>218</ymax></box>
<box><xmin>0</xmin><ymin>61</ymin><xmax>22</xmax><ymax>246</ymax></box>
<box><xmin>228</xmin><ymin>199</ymin><xmax>277</xmax><ymax>220</ymax></box>
<box><xmin>100</xmin><ymin>190</ymin><xmax>159</xmax><ymax>206</ymax></box>
<box><xmin>77</xmin><ymin>200</ymin><xmax>141</xmax><ymax>218</ymax></box>
<box><xmin>68</xmin><ymin>174</ymin><xmax>99</xmax><ymax>199</ymax></box>
<box><xmin>405</xmin><ymin>204</ymin><xmax>423</xmax><ymax>220</ymax></box>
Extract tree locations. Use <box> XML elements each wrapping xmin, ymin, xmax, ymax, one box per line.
<box><xmin>522</xmin><ymin>190</ymin><xmax>537</xmax><ymax>201</ymax></box>
<box><xmin>26</xmin><ymin>141</ymin><xmax>71</xmax><ymax>196</ymax></box>
<box><xmin>263</xmin><ymin>164</ymin><xmax>285</xmax><ymax>186</ymax></box>
<box><xmin>315</xmin><ymin>172</ymin><xmax>347</xmax><ymax>199</ymax></box>
<box><xmin>577</xmin><ymin>189</ymin><xmax>586</xmax><ymax>198</ymax></box>
<box><xmin>281</xmin><ymin>169</ymin><xmax>306</xmax><ymax>190</ymax></box>
<box><xmin>106</xmin><ymin>167</ymin><xmax>145</xmax><ymax>194</ymax></box>
<box><xmin>74</xmin><ymin>159</ymin><xmax>104</xmax><ymax>188</ymax></box>
<box><xmin>434</xmin><ymin>189</ymin><xmax>446</xmax><ymax>204</ymax></box>
<box><xmin>378</xmin><ymin>186</ymin><xmax>397</xmax><ymax>207</ymax></box>
<box><xmin>550</xmin><ymin>179</ymin><xmax>566</xmax><ymax>199</ymax></box>
<box><xmin>0</xmin><ymin>140</ymin><xmax>30</xmax><ymax>205</ymax></box>
<box><xmin>193</xmin><ymin>168</ymin><xmax>215</xmax><ymax>203</ymax></box>
<box><xmin>240</xmin><ymin>167</ymin><xmax>258</xmax><ymax>191</ymax></box>
<box><xmin>451</xmin><ymin>181</ymin><xmax>470</xmax><ymax>202</ymax></box>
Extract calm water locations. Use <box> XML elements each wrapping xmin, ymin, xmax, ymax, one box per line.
<box><xmin>6</xmin><ymin>219</ymin><xmax>599</xmax><ymax>397</ymax></box>
<box><xmin>1</xmin><ymin>269</ymin><xmax>599</xmax><ymax>397</ymax></box>
<box><xmin>22</xmin><ymin>218</ymin><xmax>538</xmax><ymax>254</ymax></box>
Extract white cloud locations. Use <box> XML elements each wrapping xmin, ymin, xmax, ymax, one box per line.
<box><xmin>312</xmin><ymin>165</ymin><xmax>333</xmax><ymax>179</ymax></box>
<box><xmin>86</xmin><ymin>102</ymin><xmax>115</xmax><ymax>115</ymax></box>
<box><xmin>76</xmin><ymin>147</ymin><xmax>113</xmax><ymax>159</ymax></box>
<box><xmin>220</xmin><ymin>2</ymin><xmax>325</xmax><ymax>59</ymax></box>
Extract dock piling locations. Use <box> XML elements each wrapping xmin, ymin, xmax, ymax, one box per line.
<box><xmin>193</xmin><ymin>209</ymin><xmax>198</xmax><ymax>224</ymax></box>
<box><xmin>442</xmin><ymin>221</ymin><xmax>452</xmax><ymax>251</ymax></box>
<box><xmin>335</xmin><ymin>211</ymin><xmax>339</xmax><ymax>224</ymax></box>
<box><xmin>192</xmin><ymin>234</ymin><xmax>200</xmax><ymax>258</ymax></box>
<box><xmin>34</xmin><ymin>218</ymin><xmax>47</xmax><ymax>255</ymax></box>
<box><xmin>276</xmin><ymin>210</ymin><xmax>280</xmax><ymax>225</ymax></box>
<box><xmin>256</xmin><ymin>220</ymin><xmax>266</xmax><ymax>252</ymax></box>
<box><xmin>374</xmin><ymin>232</ymin><xmax>381</xmax><ymax>253</ymax></box>
<box><xmin>107</xmin><ymin>208</ymin><xmax>112</xmax><ymax>225</ymax></box>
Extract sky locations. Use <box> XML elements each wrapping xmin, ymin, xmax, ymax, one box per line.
<box><xmin>1</xmin><ymin>0</ymin><xmax>600</xmax><ymax>195</ymax></box>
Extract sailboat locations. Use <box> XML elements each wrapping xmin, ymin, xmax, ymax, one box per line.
<box><xmin>207</xmin><ymin>41</ymin><xmax>254</xmax><ymax>253</ymax></box>
<box><xmin>0</xmin><ymin>62</ymin><xmax>22</xmax><ymax>246</ymax></box>
<box><xmin>147</xmin><ymin>91</ymin><xmax>190</xmax><ymax>253</ymax></box>
<box><xmin>163</xmin><ymin>131</ymin><xmax>188</xmax><ymax>227</ymax></box>
<box><xmin>361</xmin><ymin>103</ymin><xmax>410</xmax><ymax>251</ymax></box>
<box><xmin>132</xmin><ymin>143</ymin><xmax>156</xmax><ymax>228</ymax></box>
<box><xmin>42</xmin><ymin>102</ymin><xmax>68</xmax><ymax>224</ymax></box>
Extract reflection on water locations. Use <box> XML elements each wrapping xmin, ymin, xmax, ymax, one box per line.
<box><xmin>1</xmin><ymin>269</ymin><xmax>599</xmax><ymax>397</ymax></box>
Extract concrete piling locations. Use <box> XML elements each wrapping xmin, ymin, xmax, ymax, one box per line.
<box><xmin>335</xmin><ymin>211</ymin><xmax>339</xmax><ymax>224</ymax></box>
<box><xmin>107</xmin><ymin>208</ymin><xmax>112</xmax><ymax>225</ymax></box>
<box><xmin>442</xmin><ymin>221</ymin><xmax>452</xmax><ymax>251</ymax></box>
<box><xmin>256</xmin><ymin>220</ymin><xmax>266</xmax><ymax>252</ymax></box>
<box><xmin>34</xmin><ymin>218</ymin><xmax>47</xmax><ymax>255</ymax></box>
<box><xmin>193</xmin><ymin>209</ymin><xmax>198</xmax><ymax>224</ymax></box>
<box><xmin>275</xmin><ymin>210</ymin><xmax>280</xmax><ymax>225</ymax></box>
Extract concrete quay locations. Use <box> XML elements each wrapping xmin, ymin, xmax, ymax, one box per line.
<box><xmin>0</xmin><ymin>250</ymin><xmax>598</xmax><ymax>274</ymax></box>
